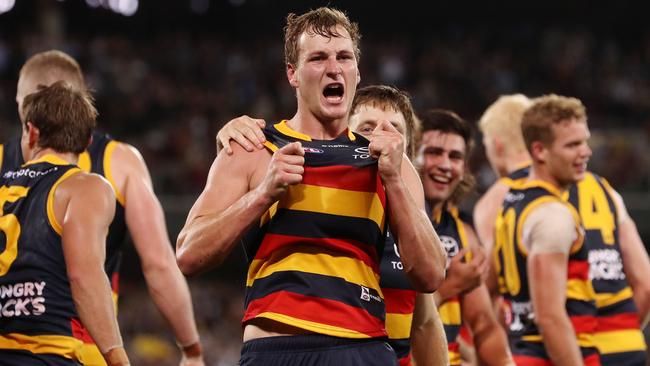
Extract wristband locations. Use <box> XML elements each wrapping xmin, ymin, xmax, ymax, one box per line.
<box><xmin>103</xmin><ymin>346</ymin><xmax>130</xmax><ymax>366</ymax></box>
<box><xmin>178</xmin><ymin>340</ymin><xmax>202</xmax><ymax>358</ymax></box>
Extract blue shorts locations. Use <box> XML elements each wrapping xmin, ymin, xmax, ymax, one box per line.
<box><xmin>240</xmin><ymin>334</ymin><xmax>398</xmax><ymax>366</ymax></box>
<box><xmin>0</xmin><ymin>350</ymin><xmax>81</xmax><ymax>366</ymax></box>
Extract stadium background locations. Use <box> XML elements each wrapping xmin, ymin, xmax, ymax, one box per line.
<box><xmin>0</xmin><ymin>0</ymin><xmax>648</xmax><ymax>364</ymax></box>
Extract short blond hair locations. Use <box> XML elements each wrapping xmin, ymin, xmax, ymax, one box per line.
<box><xmin>522</xmin><ymin>94</ymin><xmax>587</xmax><ymax>151</ymax></box>
<box><xmin>19</xmin><ymin>50</ymin><xmax>86</xmax><ymax>92</ymax></box>
<box><xmin>478</xmin><ymin>94</ymin><xmax>531</xmax><ymax>153</ymax></box>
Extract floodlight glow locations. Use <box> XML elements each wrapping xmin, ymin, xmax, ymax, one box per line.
<box><xmin>0</xmin><ymin>0</ymin><xmax>16</xmax><ymax>14</ymax></box>
<box><xmin>85</xmin><ymin>0</ymin><xmax>101</xmax><ymax>8</ymax></box>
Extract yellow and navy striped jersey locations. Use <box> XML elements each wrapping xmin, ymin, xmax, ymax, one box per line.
<box><xmin>0</xmin><ymin>155</ymin><xmax>85</xmax><ymax>363</ymax></box>
<box><xmin>242</xmin><ymin>121</ymin><xmax>388</xmax><ymax>338</ymax></box>
<box><xmin>567</xmin><ymin>172</ymin><xmax>646</xmax><ymax>365</ymax></box>
<box><xmin>494</xmin><ymin>180</ymin><xmax>599</xmax><ymax>364</ymax></box>
<box><xmin>433</xmin><ymin>204</ymin><xmax>471</xmax><ymax>366</ymax></box>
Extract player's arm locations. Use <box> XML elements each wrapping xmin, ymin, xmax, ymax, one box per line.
<box><xmin>216</xmin><ymin>115</ymin><xmax>267</xmax><ymax>155</ymax></box>
<box><xmin>57</xmin><ymin>173</ymin><xmax>129</xmax><ymax>366</ymax></box>
<box><xmin>177</xmin><ymin>141</ymin><xmax>304</xmax><ymax>275</ymax></box>
<box><xmin>459</xmin><ymin>223</ymin><xmax>514</xmax><ymax>366</ymax></box>
<box><xmin>410</xmin><ymin>292</ymin><xmax>449</xmax><ymax>366</ymax></box>
<box><xmin>473</xmin><ymin>182</ymin><xmax>509</xmax><ymax>296</ymax></box>
<box><xmin>109</xmin><ymin>143</ymin><xmax>204</xmax><ymax>365</ymax></box>
<box><xmin>370</xmin><ymin>120</ymin><xmax>446</xmax><ymax>293</ymax></box>
<box><xmin>610</xmin><ymin>188</ymin><xmax>650</xmax><ymax>326</ymax></box>
<box><xmin>526</xmin><ymin>202</ymin><xmax>583</xmax><ymax>366</ymax></box>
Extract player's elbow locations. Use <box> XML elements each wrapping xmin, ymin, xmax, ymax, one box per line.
<box><xmin>176</xmin><ymin>247</ymin><xmax>202</xmax><ymax>277</ymax></box>
<box><xmin>410</xmin><ymin>266</ymin><xmax>445</xmax><ymax>293</ymax></box>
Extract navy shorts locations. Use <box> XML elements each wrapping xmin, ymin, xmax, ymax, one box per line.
<box><xmin>240</xmin><ymin>334</ymin><xmax>398</xmax><ymax>366</ymax></box>
<box><xmin>0</xmin><ymin>350</ymin><xmax>81</xmax><ymax>366</ymax></box>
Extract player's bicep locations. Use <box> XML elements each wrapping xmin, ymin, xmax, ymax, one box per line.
<box><xmin>185</xmin><ymin>145</ymin><xmax>255</xmax><ymax>223</ymax></box>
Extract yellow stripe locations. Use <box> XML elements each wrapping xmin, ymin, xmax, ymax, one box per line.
<box><xmin>438</xmin><ymin>300</ymin><xmax>462</xmax><ymax>325</ymax></box>
<box><xmin>260</xmin><ymin>201</ymin><xmax>279</xmax><ymax>226</ymax></box>
<box><xmin>103</xmin><ymin>141</ymin><xmax>125</xmax><ymax>206</ymax></box>
<box><xmin>247</xmin><ymin>250</ymin><xmax>381</xmax><ymax>291</ymax></box>
<box><xmin>449</xmin><ymin>350</ymin><xmax>461</xmax><ymax>365</ymax></box>
<box><xmin>24</xmin><ymin>154</ymin><xmax>72</xmax><ymax>167</ymax></box>
<box><xmin>385</xmin><ymin>312</ymin><xmax>413</xmax><ymax>339</ymax></box>
<box><xmin>0</xmin><ymin>333</ymin><xmax>83</xmax><ymax>361</ymax></box>
<box><xmin>47</xmin><ymin>168</ymin><xmax>82</xmax><ymax>235</ymax></box>
<box><xmin>594</xmin><ymin>329</ymin><xmax>647</xmax><ymax>354</ymax></box>
<box><xmin>567</xmin><ymin>278</ymin><xmax>596</xmax><ymax>301</ymax></box>
<box><xmin>255</xmin><ymin>312</ymin><xmax>371</xmax><ymax>338</ymax></box>
<box><xmin>522</xmin><ymin>333</ymin><xmax>595</xmax><ymax>347</ymax></box>
<box><xmin>281</xmin><ymin>184</ymin><xmax>385</xmax><ymax>229</ymax></box>
<box><xmin>274</xmin><ymin>121</ymin><xmax>312</xmax><ymax>141</ymax></box>
<box><xmin>596</xmin><ymin>287</ymin><xmax>633</xmax><ymax>308</ymax></box>
<box><xmin>77</xmin><ymin>151</ymin><xmax>91</xmax><ymax>172</ymax></box>
<box><xmin>79</xmin><ymin>343</ymin><xmax>106</xmax><ymax>366</ymax></box>
<box><xmin>0</xmin><ymin>144</ymin><xmax>4</xmax><ymax>172</ymax></box>
<box><xmin>262</xmin><ymin>141</ymin><xmax>278</xmax><ymax>153</ymax></box>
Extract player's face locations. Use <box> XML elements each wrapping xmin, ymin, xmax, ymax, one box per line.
<box><xmin>419</xmin><ymin>131</ymin><xmax>467</xmax><ymax>204</ymax></box>
<box><xmin>543</xmin><ymin>118</ymin><xmax>592</xmax><ymax>186</ymax></box>
<box><xmin>16</xmin><ymin>73</ymin><xmax>39</xmax><ymax>122</ymax></box>
<box><xmin>288</xmin><ymin>25</ymin><xmax>360</xmax><ymax>122</ymax></box>
<box><xmin>350</xmin><ymin>104</ymin><xmax>408</xmax><ymax>152</ymax></box>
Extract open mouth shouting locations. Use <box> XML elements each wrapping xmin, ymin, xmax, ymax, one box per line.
<box><xmin>323</xmin><ymin>82</ymin><xmax>344</xmax><ymax>104</ymax></box>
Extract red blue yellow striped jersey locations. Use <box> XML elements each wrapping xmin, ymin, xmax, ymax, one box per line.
<box><xmin>242</xmin><ymin>121</ymin><xmax>388</xmax><ymax>338</ymax></box>
<box><xmin>567</xmin><ymin>172</ymin><xmax>646</xmax><ymax>366</ymax></box>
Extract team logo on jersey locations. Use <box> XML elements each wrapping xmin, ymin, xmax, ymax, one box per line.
<box><xmin>504</xmin><ymin>191</ymin><xmax>525</xmax><ymax>203</ymax></box>
<box><xmin>440</xmin><ymin>235</ymin><xmax>459</xmax><ymax>258</ymax></box>
<box><xmin>303</xmin><ymin>147</ymin><xmax>324</xmax><ymax>154</ymax></box>
<box><xmin>353</xmin><ymin>147</ymin><xmax>371</xmax><ymax>160</ymax></box>
<box><xmin>589</xmin><ymin>249</ymin><xmax>625</xmax><ymax>280</ymax></box>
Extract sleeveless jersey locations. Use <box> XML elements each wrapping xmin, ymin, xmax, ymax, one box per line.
<box><xmin>567</xmin><ymin>172</ymin><xmax>646</xmax><ymax>365</ymax></box>
<box><xmin>499</xmin><ymin>163</ymin><xmax>530</xmax><ymax>188</ymax></box>
<box><xmin>242</xmin><ymin>121</ymin><xmax>388</xmax><ymax>338</ymax></box>
<box><xmin>1</xmin><ymin>133</ymin><xmax>127</xmax><ymax>365</ymax></box>
<box><xmin>379</xmin><ymin>228</ymin><xmax>416</xmax><ymax>366</ymax></box>
<box><xmin>0</xmin><ymin>155</ymin><xmax>84</xmax><ymax>363</ymax></box>
<box><xmin>494</xmin><ymin>180</ymin><xmax>600</xmax><ymax>365</ymax></box>
<box><xmin>434</xmin><ymin>204</ymin><xmax>471</xmax><ymax>366</ymax></box>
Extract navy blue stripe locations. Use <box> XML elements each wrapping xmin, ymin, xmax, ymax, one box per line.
<box><xmin>245</xmin><ymin>270</ymin><xmax>385</xmax><ymax>321</ymax></box>
<box><xmin>443</xmin><ymin>324</ymin><xmax>461</xmax><ymax>344</ymax></box>
<box><xmin>387</xmin><ymin>338</ymin><xmax>410</xmax><ymax>360</ymax></box>
<box><xmin>598</xmin><ymin>296</ymin><xmax>639</xmax><ymax>315</ymax></box>
<box><xmin>566</xmin><ymin>298</ymin><xmax>597</xmax><ymax>317</ymax></box>
<box><xmin>600</xmin><ymin>350</ymin><xmax>646</xmax><ymax>366</ymax></box>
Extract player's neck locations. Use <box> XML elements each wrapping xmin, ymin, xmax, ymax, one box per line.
<box><xmin>504</xmin><ymin>153</ymin><xmax>532</xmax><ymax>176</ymax></box>
<box><xmin>529</xmin><ymin>165</ymin><xmax>569</xmax><ymax>193</ymax></box>
<box><xmin>30</xmin><ymin>148</ymin><xmax>78</xmax><ymax>165</ymax></box>
<box><xmin>288</xmin><ymin>109</ymin><xmax>348</xmax><ymax>140</ymax></box>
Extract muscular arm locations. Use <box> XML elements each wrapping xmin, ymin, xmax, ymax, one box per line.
<box><xmin>610</xmin><ymin>189</ymin><xmax>650</xmax><ymax>326</ymax></box>
<box><xmin>460</xmin><ymin>223</ymin><xmax>513</xmax><ymax>366</ymax></box>
<box><xmin>110</xmin><ymin>143</ymin><xmax>203</xmax><ymax>363</ymax></box>
<box><xmin>387</xmin><ymin>157</ymin><xmax>446</xmax><ymax>292</ymax></box>
<box><xmin>526</xmin><ymin>202</ymin><xmax>583</xmax><ymax>366</ymax></box>
<box><xmin>410</xmin><ymin>292</ymin><xmax>449</xmax><ymax>366</ymax></box>
<box><xmin>473</xmin><ymin>181</ymin><xmax>509</xmax><ymax>296</ymax></box>
<box><xmin>177</xmin><ymin>142</ymin><xmax>303</xmax><ymax>275</ymax></box>
<box><xmin>58</xmin><ymin>173</ymin><xmax>127</xmax><ymax>364</ymax></box>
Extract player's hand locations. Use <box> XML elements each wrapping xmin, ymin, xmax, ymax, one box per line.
<box><xmin>180</xmin><ymin>355</ymin><xmax>205</xmax><ymax>366</ymax></box>
<box><xmin>437</xmin><ymin>247</ymin><xmax>488</xmax><ymax>302</ymax></box>
<box><xmin>257</xmin><ymin>142</ymin><xmax>305</xmax><ymax>202</ymax></box>
<box><xmin>216</xmin><ymin>115</ymin><xmax>266</xmax><ymax>155</ymax></box>
<box><xmin>368</xmin><ymin>120</ymin><xmax>404</xmax><ymax>181</ymax></box>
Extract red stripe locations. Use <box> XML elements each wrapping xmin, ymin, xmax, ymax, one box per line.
<box><xmin>513</xmin><ymin>355</ymin><xmax>552</xmax><ymax>366</ymax></box>
<box><xmin>584</xmin><ymin>353</ymin><xmax>600</xmax><ymax>366</ymax></box>
<box><xmin>448</xmin><ymin>341</ymin><xmax>459</xmax><ymax>353</ymax></box>
<box><xmin>459</xmin><ymin>324</ymin><xmax>474</xmax><ymax>345</ymax></box>
<box><xmin>244</xmin><ymin>291</ymin><xmax>386</xmax><ymax>337</ymax></box>
<box><xmin>254</xmin><ymin>233</ymin><xmax>379</xmax><ymax>272</ymax></box>
<box><xmin>71</xmin><ymin>318</ymin><xmax>95</xmax><ymax>344</ymax></box>
<box><xmin>567</xmin><ymin>260</ymin><xmax>589</xmax><ymax>280</ymax></box>
<box><xmin>398</xmin><ymin>354</ymin><xmax>412</xmax><ymax>366</ymax></box>
<box><xmin>302</xmin><ymin>165</ymin><xmax>380</xmax><ymax>193</ymax></box>
<box><xmin>383</xmin><ymin>288</ymin><xmax>416</xmax><ymax>314</ymax></box>
<box><xmin>111</xmin><ymin>272</ymin><xmax>119</xmax><ymax>293</ymax></box>
<box><xmin>596</xmin><ymin>312</ymin><xmax>641</xmax><ymax>332</ymax></box>
<box><xmin>571</xmin><ymin>315</ymin><xmax>598</xmax><ymax>334</ymax></box>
